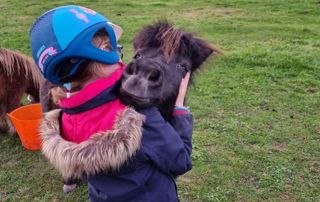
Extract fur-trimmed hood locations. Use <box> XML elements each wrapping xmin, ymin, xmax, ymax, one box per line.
<box><xmin>40</xmin><ymin>107</ymin><xmax>145</xmax><ymax>180</ymax></box>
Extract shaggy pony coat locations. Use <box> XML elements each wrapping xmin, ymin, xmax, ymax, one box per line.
<box><xmin>0</xmin><ymin>48</ymin><xmax>41</xmax><ymax>133</ymax></box>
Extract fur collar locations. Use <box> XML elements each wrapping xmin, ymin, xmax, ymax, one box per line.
<box><xmin>40</xmin><ymin>107</ymin><xmax>145</xmax><ymax>180</ymax></box>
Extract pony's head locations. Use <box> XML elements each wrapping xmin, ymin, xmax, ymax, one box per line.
<box><xmin>120</xmin><ymin>21</ymin><xmax>220</xmax><ymax>119</ymax></box>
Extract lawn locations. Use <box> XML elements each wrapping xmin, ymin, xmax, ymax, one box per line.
<box><xmin>1</xmin><ymin>0</ymin><xmax>320</xmax><ymax>201</ymax></box>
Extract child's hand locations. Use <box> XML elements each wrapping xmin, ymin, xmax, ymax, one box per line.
<box><xmin>175</xmin><ymin>72</ymin><xmax>191</xmax><ymax>107</ymax></box>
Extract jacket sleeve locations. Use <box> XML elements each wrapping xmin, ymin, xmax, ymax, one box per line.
<box><xmin>138</xmin><ymin>107</ymin><xmax>194</xmax><ymax>176</ymax></box>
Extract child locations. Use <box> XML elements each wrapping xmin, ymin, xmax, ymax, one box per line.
<box><xmin>30</xmin><ymin>5</ymin><xmax>193</xmax><ymax>201</ymax></box>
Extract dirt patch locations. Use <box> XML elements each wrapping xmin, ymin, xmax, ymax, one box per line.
<box><xmin>305</xmin><ymin>86</ymin><xmax>318</xmax><ymax>93</ymax></box>
<box><xmin>268</xmin><ymin>143</ymin><xmax>287</xmax><ymax>154</ymax></box>
<box><xmin>212</xmin><ymin>8</ymin><xmax>239</xmax><ymax>16</ymax></box>
<box><xmin>178</xmin><ymin>175</ymin><xmax>193</xmax><ymax>183</ymax></box>
<box><xmin>2</xmin><ymin>158</ymin><xmax>18</xmax><ymax>167</ymax></box>
<box><xmin>315</xmin><ymin>126</ymin><xmax>320</xmax><ymax>134</ymax></box>
<box><xmin>0</xmin><ymin>191</ymin><xmax>8</xmax><ymax>201</ymax></box>
<box><xmin>204</xmin><ymin>143</ymin><xmax>216</xmax><ymax>154</ymax></box>
<box><xmin>182</xmin><ymin>8</ymin><xmax>241</xmax><ymax>19</ymax></box>
<box><xmin>280</xmin><ymin>192</ymin><xmax>297</xmax><ymax>202</ymax></box>
<box><xmin>310</xmin><ymin>161</ymin><xmax>320</xmax><ymax>173</ymax></box>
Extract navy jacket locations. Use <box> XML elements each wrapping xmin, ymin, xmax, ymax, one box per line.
<box><xmin>88</xmin><ymin>107</ymin><xmax>194</xmax><ymax>202</ymax></box>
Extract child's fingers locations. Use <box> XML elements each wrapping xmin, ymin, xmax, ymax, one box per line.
<box><xmin>175</xmin><ymin>72</ymin><xmax>191</xmax><ymax>106</ymax></box>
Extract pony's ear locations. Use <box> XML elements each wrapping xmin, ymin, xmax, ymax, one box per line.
<box><xmin>184</xmin><ymin>35</ymin><xmax>220</xmax><ymax>71</ymax></box>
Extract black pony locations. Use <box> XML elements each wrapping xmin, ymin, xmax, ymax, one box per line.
<box><xmin>120</xmin><ymin>21</ymin><xmax>219</xmax><ymax>120</ymax></box>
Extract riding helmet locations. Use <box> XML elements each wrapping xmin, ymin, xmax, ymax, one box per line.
<box><xmin>30</xmin><ymin>5</ymin><xmax>123</xmax><ymax>85</ymax></box>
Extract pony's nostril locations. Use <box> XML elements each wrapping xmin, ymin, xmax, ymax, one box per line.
<box><xmin>125</xmin><ymin>63</ymin><xmax>137</xmax><ymax>76</ymax></box>
<box><xmin>148</xmin><ymin>69</ymin><xmax>161</xmax><ymax>82</ymax></box>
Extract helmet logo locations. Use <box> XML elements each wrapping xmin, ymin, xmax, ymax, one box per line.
<box><xmin>38</xmin><ymin>47</ymin><xmax>58</xmax><ymax>72</ymax></box>
<box><xmin>70</xmin><ymin>9</ymin><xmax>90</xmax><ymax>23</ymax></box>
<box><xmin>79</xmin><ymin>6</ymin><xmax>97</xmax><ymax>15</ymax></box>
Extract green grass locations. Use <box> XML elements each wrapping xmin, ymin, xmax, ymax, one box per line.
<box><xmin>1</xmin><ymin>0</ymin><xmax>320</xmax><ymax>201</ymax></box>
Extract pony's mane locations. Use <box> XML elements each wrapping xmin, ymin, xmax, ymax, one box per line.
<box><xmin>0</xmin><ymin>48</ymin><xmax>42</xmax><ymax>87</ymax></box>
<box><xmin>159</xmin><ymin>25</ymin><xmax>183</xmax><ymax>62</ymax></box>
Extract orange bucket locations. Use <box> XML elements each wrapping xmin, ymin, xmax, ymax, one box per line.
<box><xmin>7</xmin><ymin>103</ymin><xmax>42</xmax><ymax>151</ymax></box>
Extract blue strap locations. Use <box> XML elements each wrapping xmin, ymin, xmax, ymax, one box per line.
<box><xmin>174</xmin><ymin>106</ymin><xmax>189</xmax><ymax>111</ymax></box>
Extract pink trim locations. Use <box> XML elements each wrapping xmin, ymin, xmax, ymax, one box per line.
<box><xmin>173</xmin><ymin>110</ymin><xmax>189</xmax><ymax>116</ymax></box>
<box><xmin>60</xmin><ymin>62</ymin><xmax>125</xmax><ymax>109</ymax></box>
<box><xmin>61</xmin><ymin>99</ymin><xmax>126</xmax><ymax>143</ymax></box>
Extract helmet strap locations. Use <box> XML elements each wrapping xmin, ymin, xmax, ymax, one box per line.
<box><xmin>63</xmin><ymin>82</ymin><xmax>72</xmax><ymax>98</ymax></box>
<box><xmin>117</xmin><ymin>44</ymin><xmax>124</xmax><ymax>59</ymax></box>
<box><xmin>63</xmin><ymin>82</ymin><xmax>72</xmax><ymax>91</ymax></box>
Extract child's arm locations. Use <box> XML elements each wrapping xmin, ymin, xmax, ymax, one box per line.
<box><xmin>170</xmin><ymin>71</ymin><xmax>193</xmax><ymax>155</ymax></box>
<box><xmin>138</xmin><ymin>107</ymin><xmax>193</xmax><ymax>176</ymax></box>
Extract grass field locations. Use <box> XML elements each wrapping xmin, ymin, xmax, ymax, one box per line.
<box><xmin>1</xmin><ymin>0</ymin><xmax>320</xmax><ymax>201</ymax></box>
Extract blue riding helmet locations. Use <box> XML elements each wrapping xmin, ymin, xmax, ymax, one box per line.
<box><xmin>30</xmin><ymin>5</ymin><xmax>123</xmax><ymax>86</ymax></box>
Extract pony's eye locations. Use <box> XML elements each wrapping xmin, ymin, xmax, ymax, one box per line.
<box><xmin>176</xmin><ymin>64</ymin><xmax>183</xmax><ymax>69</ymax></box>
<box><xmin>177</xmin><ymin>63</ymin><xmax>189</xmax><ymax>72</ymax></box>
<box><xmin>133</xmin><ymin>53</ymin><xmax>142</xmax><ymax>59</ymax></box>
